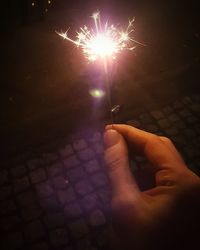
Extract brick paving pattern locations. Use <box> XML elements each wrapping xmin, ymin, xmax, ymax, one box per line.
<box><xmin>1</xmin><ymin>95</ymin><xmax>200</xmax><ymax>249</ymax></box>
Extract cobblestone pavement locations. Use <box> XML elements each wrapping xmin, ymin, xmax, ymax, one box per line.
<box><xmin>1</xmin><ymin>95</ymin><xmax>200</xmax><ymax>250</ymax></box>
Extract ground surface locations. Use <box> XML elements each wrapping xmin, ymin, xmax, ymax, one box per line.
<box><xmin>1</xmin><ymin>95</ymin><xmax>200</xmax><ymax>250</ymax></box>
<box><xmin>1</xmin><ymin>1</ymin><xmax>200</xmax><ymax>249</ymax></box>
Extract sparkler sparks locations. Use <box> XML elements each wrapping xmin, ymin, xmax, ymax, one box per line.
<box><xmin>57</xmin><ymin>11</ymin><xmax>144</xmax><ymax>123</ymax></box>
<box><xmin>57</xmin><ymin>11</ymin><xmax>141</xmax><ymax>62</ymax></box>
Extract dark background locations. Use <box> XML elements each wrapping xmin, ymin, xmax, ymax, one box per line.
<box><xmin>1</xmin><ymin>0</ymin><xmax>200</xmax><ymax>156</ymax></box>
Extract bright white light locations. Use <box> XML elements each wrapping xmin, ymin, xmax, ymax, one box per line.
<box><xmin>85</xmin><ymin>34</ymin><xmax>117</xmax><ymax>61</ymax></box>
<box><xmin>57</xmin><ymin>11</ymin><xmax>142</xmax><ymax>62</ymax></box>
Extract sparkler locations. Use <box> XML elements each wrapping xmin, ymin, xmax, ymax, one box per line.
<box><xmin>57</xmin><ymin>11</ymin><xmax>142</xmax><ymax>123</ymax></box>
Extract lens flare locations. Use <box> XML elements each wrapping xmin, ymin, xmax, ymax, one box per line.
<box><xmin>89</xmin><ymin>89</ymin><xmax>105</xmax><ymax>98</ymax></box>
<box><xmin>57</xmin><ymin>11</ymin><xmax>143</xmax><ymax>62</ymax></box>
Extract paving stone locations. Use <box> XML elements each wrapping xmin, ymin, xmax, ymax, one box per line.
<box><xmin>185</xmin><ymin>116</ymin><xmax>199</xmax><ymax>124</ymax></box>
<box><xmin>89</xmin><ymin>132</ymin><xmax>102</xmax><ymax>143</ymax></box>
<box><xmin>14</xmin><ymin>176</ymin><xmax>30</xmax><ymax>193</ymax></box>
<box><xmin>74</xmin><ymin>237</ymin><xmax>92</xmax><ymax>249</ymax></box>
<box><xmin>43</xmin><ymin>152</ymin><xmax>58</xmax><ymax>164</ymax></box>
<box><xmin>95</xmin><ymin>228</ymin><xmax>110</xmax><ymax>248</ymax></box>
<box><xmin>139</xmin><ymin>113</ymin><xmax>153</xmax><ymax>123</ymax></box>
<box><xmin>88</xmin><ymin>209</ymin><xmax>106</xmax><ymax>227</ymax></box>
<box><xmin>64</xmin><ymin>202</ymin><xmax>82</xmax><ymax>219</ymax></box>
<box><xmin>73</xmin><ymin>139</ymin><xmax>87</xmax><ymax>151</ymax></box>
<box><xmin>158</xmin><ymin>119</ymin><xmax>171</xmax><ymax>129</ymax></box>
<box><xmin>184</xmin><ymin>147</ymin><xmax>199</xmax><ymax>159</ymax></box>
<box><xmin>192</xmin><ymin>95</ymin><xmax>200</xmax><ymax>103</ymax></box>
<box><xmin>183</xmin><ymin>128</ymin><xmax>197</xmax><ymax>138</ymax></box>
<box><xmin>98</xmin><ymin>188</ymin><xmax>111</xmax><ymax>205</ymax></box>
<box><xmin>1</xmin><ymin>215</ymin><xmax>21</xmax><ymax>231</ymax></box>
<box><xmin>153</xmin><ymin>130</ymin><xmax>165</xmax><ymax>136</ymax></box>
<box><xmin>35</xmin><ymin>181</ymin><xmax>54</xmax><ymax>198</ymax></box>
<box><xmin>130</xmin><ymin>159</ymin><xmax>139</xmax><ymax>172</ymax></box>
<box><xmin>46</xmin><ymin>162</ymin><xmax>63</xmax><ymax>177</ymax></box>
<box><xmin>77</xmin><ymin>148</ymin><xmax>95</xmax><ymax>161</ymax></box>
<box><xmin>135</xmin><ymin>156</ymin><xmax>146</xmax><ymax>164</ymax></box>
<box><xmin>0</xmin><ymin>185</ymin><xmax>12</xmax><ymax>200</ymax></box>
<box><xmin>53</xmin><ymin>176</ymin><xmax>69</xmax><ymax>189</ymax></box>
<box><xmin>21</xmin><ymin>204</ymin><xmax>43</xmax><ymax>222</ymax></box>
<box><xmin>63</xmin><ymin>155</ymin><xmax>80</xmax><ymax>169</ymax></box>
<box><xmin>30</xmin><ymin>168</ymin><xmax>47</xmax><ymax>184</ymax></box>
<box><xmin>90</xmin><ymin>173</ymin><xmax>108</xmax><ymax>188</ymax></box>
<box><xmin>17</xmin><ymin>191</ymin><xmax>36</xmax><ymax>207</ymax></box>
<box><xmin>69</xmin><ymin>218</ymin><xmax>89</xmax><ymax>238</ymax></box>
<box><xmin>93</xmin><ymin>142</ymin><xmax>104</xmax><ymax>155</ymax></box>
<box><xmin>172</xmin><ymin>135</ymin><xmax>187</xmax><ymax>147</ymax></box>
<box><xmin>29</xmin><ymin>242</ymin><xmax>49</xmax><ymax>250</ymax></box>
<box><xmin>66</xmin><ymin>167</ymin><xmax>86</xmax><ymax>182</ymax></box>
<box><xmin>168</xmin><ymin>113</ymin><xmax>180</xmax><ymax>122</ymax></box>
<box><xmin>2</xmin><ymin>232</ymin><xmax>24</xmax><ymax>250</ymax></box>
<box><xmin>173</xmin><ymin>101</ymin><xmax>184</xmax><ymax>110</ymax></box>
<box><xmin>164</xmin><ymin>128</ymin><xmax>179</xmax><ymax>137</ymax></box>
<box><xmin>193</xmin><ymin>136</ymin><xmax>200</xmax><ymax>145</ymax></box>
<box><xmin>190</xmin><ymin>104</ymin><xmax>200</xmax><ymax>113</ymax></box>
<box><xmin>179</xmin><ymin>109</ymin><xmax>192</xmax><ymax>118</ymax></box>
<box><xmin>194</xmin><ymin>124</ymin><xmax>200</xmax><ymax>135</ymax></box>
<box><xmin>43</xmin><ymin>213</ymin><xmax>65</xmax><ymax>229</ymax></box>
<box><xmin>84</xmin><ymin>159</ymin><xmax>101</xmax><ymax>175</ymax></box>
<box><xmin>10</xmin><ymin>164</ymin><xmax>27</xmax><ymax>177</ymax></box>
<box><xmin>40</xmin><ymin>196</ymin><xmax>61</xmax><ymax>212</ymax></box>
<box><xmin>81</xmin><ymin>193</ymin><xmax>100</xmax><ymax>212</ymax></box>
<box><xmin>182</xmin><ymin>96</ymin><xmax>192</xmax><ymax>105</ymax></box>
<box><xmin>27</xmin><ymin>158</ymin><xmax>45</xmax><ymax>170</ymax></box>
<box><xmin>173</xmin><ymin>120</ymin><xmax>187</xmax><ymax>130</ymax></box>
<box><xmin>0</xmin><ymin>199</ymin><xmax>16</xmax><ymax>215</ymax></box>
<box><xmin>150</xmin><ymin>110</ymin><xmax>164</xmax><ymax>120</ymax></box>
<box><xmin>0</xmin><ymin>170</ymin><xmax>8</xmax><ymax>186</ymax></box>
<box><xmin>126</xmin><ymin>119</ymin><xmax>141</xmax><ymax>128</ymax></box>
<box><xmin>57</xmin><ymin>187</ymin><xmax>77</xmax><ymax>205</ymax></box>
<box><xmin>62</xmin><ymin>247</ymin><xmax>73</xmax><ymax>250</ymax></box>
<box><xmin>144</xmin><ymin>124</ymin><xmax>159</xmax><ymax>133</ymax></box>
<box><xmin>74</xmin><ymin>180</ymin><xmax>93</xmax><ymax>196</ymax></box>
<box><xmin>25</xmin><ymin>220</ymin><xmax>46</xmax><ymax>242</ymax></box>
<box><xmin>50</xmin><ymin>228</ymin><xmax>69</xmax><ymax>247</ymax></box>
<box><xmin>162</xmin><ymin>106</ymin><xmax>173</xmax><ymax>115</ymax></box>
<box><xmin>59</xmin><ymin>144</ymin><xmax>74</xmax><ymax>158</ymax></box>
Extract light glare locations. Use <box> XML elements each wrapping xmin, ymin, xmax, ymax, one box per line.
<box><xmin>57</xmin><ymin>11</ymin><xmax>141</xmax><ymax>62</ymax></box>
<box><xmin>89</xmin><ymin>89</ymin><xmax>105</xmax><ymax>98</ymax></box>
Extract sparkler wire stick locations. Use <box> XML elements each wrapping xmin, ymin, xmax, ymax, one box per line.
<box><xmin>57</xmin><ymin>11</ymin><xmax>143</xmax><ymax>123</ymax></box>
<box><xmin>103</xmin><ymin>59</ymin><xmax>114</xmax><ymax>123</ymax></box>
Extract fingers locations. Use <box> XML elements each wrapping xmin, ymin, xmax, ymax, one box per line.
<box><xmin>159</xmin><ymin>136</ymin><xmax>185</xmax><ymax>164</ymax></box>
<box><xmin>104</xmin><ymin>129</ymin><xmax>140</xmax><ymax>196</ymax></box>
<box><xmin>106</xmin><ymin>124</ymin><xmax>185</xmax><ymax>171</ymax></box>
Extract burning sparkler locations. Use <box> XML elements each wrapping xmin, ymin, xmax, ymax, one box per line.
<box><xmin>57</xmin><ymin>11</ymin><xmax>142</xmax><ymax>122</ymax></box>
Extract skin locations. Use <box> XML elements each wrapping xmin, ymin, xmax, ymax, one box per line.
<box><xmin>104</xmin><ymin>124</ymin><xmax>200</xmax><ymax>250</ymax></box>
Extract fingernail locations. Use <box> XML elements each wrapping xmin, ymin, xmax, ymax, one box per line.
<box><xmin>105</xmin><ymin>124</ymin><xmax>115</xmax><ymax>131</ymax></box>
<box><xmin>104</xmin><ymin>129</ymin><xmax>120</xmax><ymax>148</ymax></box>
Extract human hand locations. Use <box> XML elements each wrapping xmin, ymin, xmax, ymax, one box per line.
<box><xmin>104</xmin><ymin>124</ymin><xmax>200</xmax><ymax>250</ymax></box>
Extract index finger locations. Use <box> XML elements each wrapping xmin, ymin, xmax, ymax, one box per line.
<box><xmin>106</xmin><ymin>124</ymin><xmax>185</xmax><ymax>170</ymax></box>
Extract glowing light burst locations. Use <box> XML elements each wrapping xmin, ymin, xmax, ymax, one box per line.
<box><xmin>57</xmin><ymin>11</ymin><xmax>141</xmax><ymax>62</ymax></box>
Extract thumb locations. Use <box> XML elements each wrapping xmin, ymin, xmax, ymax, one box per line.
<box><xmin>104</xmin><ymin>129</ymin><xmax>140</xmax><ymax>196</ymax></box>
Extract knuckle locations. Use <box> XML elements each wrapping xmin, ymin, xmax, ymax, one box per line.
<box><xmin>160</xmin><ymin>136</ymin><xmax>172</xmax><ymax>144</ymax></box>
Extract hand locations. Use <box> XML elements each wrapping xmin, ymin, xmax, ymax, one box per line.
<box><xmin>104</xmin><ymin>124</ymin><xmax>200</xmax><ymax>250</ymax></box>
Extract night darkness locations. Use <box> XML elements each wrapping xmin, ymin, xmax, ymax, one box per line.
<box><xmin>1</xmin><ymin>1</ymin><xmax>200</xmax><ymax>250</ymax></box>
